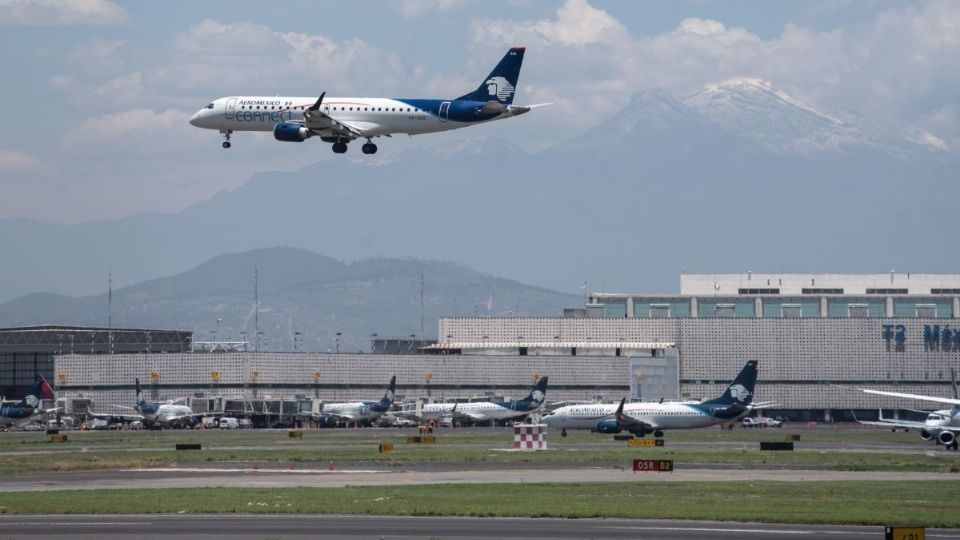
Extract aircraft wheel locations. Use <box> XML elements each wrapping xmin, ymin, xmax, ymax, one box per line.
<box><xmin>332</xmin><ymin>142</ymin><xmax>347</xmax><ymax>154</ymax></box>
<box><xmin>222</xmin><ymin>141</ymin><xmax>231</xmax><ymax>149</ymax></box>
<box><xmin>654</xmin><ymin>430</ymin><xmax>664</xmax><ymax>438</ymax></box>
<box><xmin>561</xmin><ymin>429</ymin><xmax>567</xmax><ymax>437</ymax></box>
<box><xmin>362</xmin><ymin>142</ymin><xmax>377</xmax><ymax>155</ymax></box>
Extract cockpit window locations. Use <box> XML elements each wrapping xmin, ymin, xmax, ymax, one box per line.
<box><xmin>206</xmin><ymin>103</ymin><xmax>214</xmax><ymax>109</ymax></box>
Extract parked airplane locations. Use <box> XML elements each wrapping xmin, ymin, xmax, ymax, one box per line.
<box><xmin>0</xmin><ymin>375</ymin><xmax>56</xmax><ymax>429</ymax></box>
<box><xmin>189</xmin><ymin>47</ymin><xmax>547</xmax><ymax>154</ymax></box>
<box><xmin>852</xmin><ymin>370</ymin><xmax>960</xmax><ymax>451</ymax></box>
<box><xmin>542</xmin><ymin>360</ymin><xmax>760</xmax><ymax>437</ymax></box>
<box><xmin>318</xmin><ymin>375</ymin><xmax>396</xmax><ymax>423</ymax></box>
<box><xmin>415</xmin><ymin>376</ymin><xmax>549</xmax><ymax>425</ymax></box>
<box><xmin>100</xmin><ymin>378</ymin><xmax>202</xmax><ymax>428</ymax></box>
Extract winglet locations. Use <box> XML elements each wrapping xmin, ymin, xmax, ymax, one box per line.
<box><xmin>615</xmin><ymin>397</ymin><xmax>627</xmax><ymax>422</ymax></box>
<box><xmin>308</xmin><ymin>92</ymin><xmax>326</xmax><ymax>112</ymax></box>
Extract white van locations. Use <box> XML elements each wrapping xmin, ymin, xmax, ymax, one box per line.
<box><xmin>219</xmin><ymin>417</ymin><xmax>239</xmax><ymax>429</ymax></box>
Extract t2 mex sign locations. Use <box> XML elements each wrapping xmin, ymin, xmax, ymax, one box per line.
<box><xmin>883</xmin><ymin>324</ymin><xmax>960</xmax><ymax>352</ymax></box>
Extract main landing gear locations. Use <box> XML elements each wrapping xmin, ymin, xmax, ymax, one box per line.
<box><xmin>361</xmin><ymin>140</ymin><xmax>378</xmax><ymax>155</ymax></box>
<box><xmin>221</xmin><ymin>130</ymin><xmax>233</xmax><ymax>149</ymax></box>
<box><xmin>332</xmin><ymin>140</ymin><xmax>348</xmax><ymax>154</ymax></box>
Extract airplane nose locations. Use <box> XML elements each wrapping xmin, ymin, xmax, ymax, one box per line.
<box><xmin>189</xmin><ymin>111</ymin><xmax>202</xmax><ymax>127</ymax></box>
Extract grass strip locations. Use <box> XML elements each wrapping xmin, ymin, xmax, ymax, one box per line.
<box><xmin>0</xmin><ymin>481</ymin><xmax>957</xmax><ymax>526</ymax></box>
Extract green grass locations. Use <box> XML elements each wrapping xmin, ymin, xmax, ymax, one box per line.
<box><xmin>1</xmin><ymin>427</ymin><xmax>958</xmax><ymax>474</ymax></box>
<box><xmin>0</xmin><ymin>482</ymin><xmax>957</xmax><ymax>526</ymax></box>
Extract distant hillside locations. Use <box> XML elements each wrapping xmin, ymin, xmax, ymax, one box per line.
<box><xmin>0</xmin><ymin>247</ymin><xmax>579</xmax><ymax>352</ymax></box>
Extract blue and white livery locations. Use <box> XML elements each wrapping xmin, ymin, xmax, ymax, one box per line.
<box><xmin>0</xmin><ymin>375</ymin><xmax>56</xmax><ymax>429</ymax></box>
<box><xmin>189</xmin><ymin>47</ymin><xmax>546</xmax><ymax>154</ymax></box>
<box><xmin>543</xmin><ymin>361</ymin><xmax>761</xmax><ymax>438</ymax></box>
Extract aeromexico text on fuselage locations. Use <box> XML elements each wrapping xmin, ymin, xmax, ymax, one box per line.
<box><xmin>223</xmin><ymin>97</ymin><xmax>504</xmax><ymax>134</ymax></box>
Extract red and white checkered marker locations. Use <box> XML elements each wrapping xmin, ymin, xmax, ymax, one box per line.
<box><xmin>513</xmin><ymin>424</ymin><xmax>547</xmax><ymax>450</ymax></box>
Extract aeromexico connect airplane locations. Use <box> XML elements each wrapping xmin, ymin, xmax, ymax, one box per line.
<box><xmin>188</xmin><ymin>47</ymin><xmax>547</xmax><ymax>154</ymax></box>
<box><xmin>413</xmin><ymin>376</ymin><xmax>549</xmax><ymax>425</ymax></box>
<box><xmin>542</xmin><ymin>361</ymin><xmax>762</xmax><ymax>437</ymax></box>
<box><xmin>0</xmin><ymin>375</ymin><xmax>57</xmax><ymax>429</ymax></box>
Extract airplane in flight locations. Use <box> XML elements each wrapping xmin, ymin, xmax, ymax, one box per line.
<box><xmin>317</xmin><ymin>375</ymin><xmax>396</xmax><ymax>424</ymax></box>
<box><xmin>851</xmin><ymin>370</ymin><xmax>960</xmax><ymax>451</ymax></box>
<box><xmin>0</xmin><ymin>375</ymin><xmax>57</xmax><ymax>429</ymax></box>
<box><xmin>414</xmin><ymin>376</ymin><xmax>549</xmax><ymax>425</ymax></box>
<box><xmin>189</xmin><ymin>47</ymin><xmax>547</xmax><ymax>154</ymax></box>
<box><xmin>97</xmin><ymin>378</ymin><xmax>203</xmax><ymax>428</ymax></box>
<box><xmin>542</xmin><ymin>360</ymin><xmax>761</xmax><ymax>437</ymax></box>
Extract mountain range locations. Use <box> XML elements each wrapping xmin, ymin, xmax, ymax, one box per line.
<box><xmin>0</xmin><ymin>247</ymin><xmax>579</xmax><ymax>352</ymax></box>
<box><xmin>1</xmin><ymin>78</ymin><xmax>956</xmax><ymax>305</ymax></box>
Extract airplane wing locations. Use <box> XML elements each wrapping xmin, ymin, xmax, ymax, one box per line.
<box><xmin>302</xmin><ymin>93</ymin><xmax>367</xmax><ymax>139</ymax></box>
<box><xmin>860</xmin><ymin>388</ymin><xmax>960</xmax><ymax>406</ymax></box>
<box><xmin>615</xmin><ymin>399</ymin><xmax>659</xmax><ymax>432</ymax></box>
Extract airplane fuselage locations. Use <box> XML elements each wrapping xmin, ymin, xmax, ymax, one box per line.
<box><xmin>422</xmin><ymin>401</ymin><xmax>539</xmax><ymax>423</ymax></box>
<box><xmin>190</xmin><ymin>96</ymin><xmax>521</xmax><ymax>138</ymax></box>
<box><xmin>543</xmin><ymin>402</ymin><xmax>742</xmax><ymax>432</ymax></box>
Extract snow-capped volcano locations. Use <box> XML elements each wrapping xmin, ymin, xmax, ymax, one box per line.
<box><xmin>682</xmin><ymin>77</ymin><xmax>866</xmax><ymax>155</ymax></box>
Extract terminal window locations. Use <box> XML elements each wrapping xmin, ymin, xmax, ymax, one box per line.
<box><xmin>781</xmin><ymin>304</ymin><xmax>802</xmax><ymax>318</ymax></box>
<box><xmin>649</xmin><ymin>304</ymin><xmax>670</xmax><ymax>318</ymax></box>
<box><xmin>932</xmin><ymin>288</ymin><xmax>960</xmax><ymax>294</ymax></box>
<box><xmin>915</xmin><ymin>304</ymin><xmax>937</xmax><ymax>318</ymax></box>
<box><xmin>848</xmin><ymin>304</ymin><xmax>869</xmax><ymax>318</ymax></box>
<box><xmin>865</xmin><ymin>288</ymin><xmax>907</xmax><ymax>294</ymax></box>
<box><xmin>715</xmin><ymin>304</ymin><xmax>736</xmax><ymax>318</ymax></box>
<box><xmin>802</xmin><ymin>288</ymin><xmax>843</xmax><ymax>294</ymax></box>
<box><xmin>738</xmin><ymin>288</ymin><xmax>780</xmax><ymax>295</ymax></box>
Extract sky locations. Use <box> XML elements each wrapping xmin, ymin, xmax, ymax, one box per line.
<box><xmin>0</xmin><ymin>0</ymin><xmax>958</xmax><ymax>224</ymax></box>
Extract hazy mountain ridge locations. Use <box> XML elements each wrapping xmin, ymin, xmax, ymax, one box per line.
<box><xmin>0</xmin><ymin>247</ymin><xmax>579</xmax><ymax>352</ymax></box>
<box><xmin>1</xmin><ymin>81</ymin><xmax>957</xmax><ymax>304</ymax></box>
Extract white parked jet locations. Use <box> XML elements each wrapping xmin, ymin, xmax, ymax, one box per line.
<box><xmin>189</xmin><ymin>47</ymin><xmax>547</xmax><ymax>154</ymax></box>
<box><xmin>852</xmin><ymin>370</ymin><xmax>960</xmax><ymax>451</ymax></box>
<box><xmin>0</xmin><ymin>375</ymin><xmax>57</xmax><ymax>429</ymax></box>
<box><xmin>96</xmin><ymin>378</ymin><xmax>202</xmax><ymax>428</ymax></box>
<box><xmin>318</xmin><ymin>376</ymin><xmax>396</xmax><ymax>423</ymax></box>
<box><xmin>543</xmin><ymin>361</ymin><xmax>760</xmax><ymax>437</ymax></box>
<box><xmin>416</xmin><ymin>377</ymin><xmax>548</xmax><ymax>425</ymax></box>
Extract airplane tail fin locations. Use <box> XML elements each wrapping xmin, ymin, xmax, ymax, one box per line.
<box><xmin>21</xmin><ymin>375</ymin><xmax>53</xmax><ymax>407</ymax></box>
<box><xmin>135</xmin><ymin>378</ymin><xmax>145</xmax><ymax>405</ymax></box>
<box><xmin>525</xmin><ymin>376</ymin><xmax>548</xmax><ymax>405</ymax></box>
<box><xmin>457</xmin><ymin>47</ymin><xmax>525</xmax><ymax>105</ymax></box>
<box><xmin>952</xmin><ymin>368</ymin><xmax>958</xmax><ymax>400</ymax></box>
<box><xmin>703</xmin><ymin>361</ymin><xmax>758</xmax><ymax>407</ymax></box>
<box><xmin>380</xmin><ymin>375</ymin><xmax>396</xmax><ymax>407</ymax></box>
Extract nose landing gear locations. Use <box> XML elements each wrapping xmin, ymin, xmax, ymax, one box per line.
<box><xmin>221</xmin><ymin>130</ymin><xmax>233</xmax><ymax>149</ymax></box>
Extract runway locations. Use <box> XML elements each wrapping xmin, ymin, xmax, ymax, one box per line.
<box><xmin>1</xmin><ymin>465</ymin><xmax>953</xmax><ymax>492</ymax></box>
<box><xmin>1</xmin><ymin>514</ymin><xmax>957</xmax><ymax>540</ymax></box>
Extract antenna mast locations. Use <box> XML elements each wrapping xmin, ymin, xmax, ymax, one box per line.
<box><xmin>254</xmin><ymin>267</ymin><xmax>259</xmax><ymax>352</ymax></box>
<box><xmin>108</xmin><ymin>271</ymin><xmax>113</xmax><ymax>354</ymax></box>
<box><xmin>420</xmin><ymin>271</ymin><xmax>424</xmax><ymax>337</ymax></box>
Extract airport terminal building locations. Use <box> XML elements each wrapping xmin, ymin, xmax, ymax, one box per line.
<box><xmin>48</xmin><ymin>273</ymin><xmax>960</xmax><ymax>421</ymax></box>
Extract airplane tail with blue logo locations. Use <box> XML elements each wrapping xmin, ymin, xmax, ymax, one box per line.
<box><xmin>21</xmin><ymin>375</ymin><xmax>54</xmax><ymax>407</ymax></box>
<box><xmin>379</xmin><ymin>375</ymin><xmax>397</xmax><ymax>408</ymax></box>
<box><xmin>514</xmin><ymin>376</ymin><xmax>549</xmax><ymax>410</ymax></box>
<box><xmin>702</xmin><ymin>361</ymin><xmax>758</xmax><ymax>407</ymax></box>
<box><xmin>457</xmin><ymin>47</ymin><xmax>525</xmax><ymax>105</ymax></box>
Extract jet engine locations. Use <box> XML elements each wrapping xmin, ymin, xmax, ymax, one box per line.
<box><xmin>937</xmin><ymin>430</ymin><xmax>956</xmax><ymax>446</ymax></box>
<box><xmin>595</xmin><ymin>419</ymin><xmax>622</xmax><ymax>434</ymax></box>
<box><xmin>273</xmin><ymin>122</ymin><xmax>313</xmax><ymax>142</ymax></box>
<box><xmin>920</xmin><ymin>429</ymin><xmax>934</xmax><ymax>441</ymax></box>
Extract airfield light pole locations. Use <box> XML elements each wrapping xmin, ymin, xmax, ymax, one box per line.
<box><xmin>335</xmin><ymin>332</ymin><xmax>342</xmax><ymax>354</ymax></box>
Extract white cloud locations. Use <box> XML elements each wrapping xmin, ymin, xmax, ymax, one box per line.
<box><xmin>61</xmin><ymin>108</ymin><xmax>203</xmax><ymax>155</ymax></box>
<box><xmin>0</xmin><ymin>149</ymin><xmax>53</xmax><ymax>174</ymax></box>
<box><xmin>468</xmin><ymin>0</ymin><xmax>960</xmax><ymax>150</ymax></box>
<box><xmin>395</xmin><ymin>0</ymin><xmax>466</xmax><ymax>18</ymax></box>
<box><xmin>0</xmin><ymin>0</ymin><xmax>127</xmax><ymax>26</ymax></box>
<box><xmin>472</xmin><ymin>0</ymin><xmax>628</xmax><ymax>47</ymax></box>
